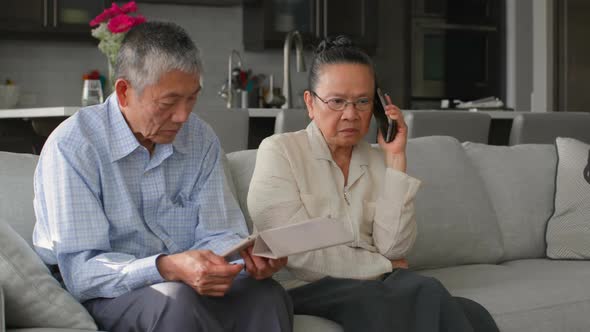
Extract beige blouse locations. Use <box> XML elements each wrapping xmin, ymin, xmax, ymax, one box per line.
<box><xmin>247</xmin><ymin>122</ymin><xmax>421</xmax><ymax>289</ymax></box>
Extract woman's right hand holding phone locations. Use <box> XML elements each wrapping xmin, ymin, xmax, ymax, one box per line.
<box><xmin>377</xmin><ymin>94</ymin><xmax>408</xmax><ymax>172</ymax></box>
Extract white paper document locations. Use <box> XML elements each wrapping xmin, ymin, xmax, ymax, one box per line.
<box><xmin>221</xmin><ymin>217</ymin><xmax>354</xmax><ymax>259</ymax></box>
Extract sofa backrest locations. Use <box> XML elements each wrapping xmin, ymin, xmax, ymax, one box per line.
<box><xmin>0</xmin><ymin>151</ymin><xmax>38</xmax><ymax>246</ymax></box>
<box><xmin>225</xmin><ymin>137</ymin><xmax>511</xmax><ymax>270</ymax></box>
<box><xmin>464</xmin><ymin>142</ymin><xmax>557</xmax><ymax>261</ymax></box>
<box><xmin>225</xmin><ymin>149</ymin><xmax>259</xmax><ymax>233</ymax></box>
<box><xmin>2</xmin><ymin>136</ymin><xmax>556</xmax><ymax>268</ymax></box>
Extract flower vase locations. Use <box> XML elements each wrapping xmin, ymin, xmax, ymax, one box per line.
<box><xmin>107</xmin><ymin>60</ymin><xmax>116</xmax><ymax>95</ymax></box>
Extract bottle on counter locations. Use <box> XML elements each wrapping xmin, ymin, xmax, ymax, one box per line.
<box><xmin>81</xmin><ymin>73</ymin><xmax>104</xmax><ymax>107</ymax></box>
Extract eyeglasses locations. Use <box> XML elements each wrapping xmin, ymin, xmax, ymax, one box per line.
<box><xmin>310</xmin><ymin>91</ymin><xmax>372</xmax><ymax>112</ymax></box>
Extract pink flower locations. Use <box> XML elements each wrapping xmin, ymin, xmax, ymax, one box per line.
<box><xmin>90</xmin><ymin>3</ymin><xmax>123</xmax><ymax>26</ymax></box>
<box><xmin>121</xmin><ymin>1</ymin><xmax>138</xmax><ymax>13</ymax></box>
<box><xmin>91</xmin><ymin>1</ymin><xmax>145</xmax><ymax>32</ymax></box>
<box><xmin>132</xmin><ymin>15</ymin><xmax>146</xmax><ymax>26</ymax></box>
<box><xmin>107</xmin><ymin>14</ymin><xmax>135</xmax><ymax>33</ymax></box>
<box><xmin>90</xmin><ymin>10</ymin><xmax>112</xmax><ymax>26</ymax></box>
<box><xmin>108</xmin><ymin>3</ymin><xmax>124</xmax><ymax>17</ymax></box>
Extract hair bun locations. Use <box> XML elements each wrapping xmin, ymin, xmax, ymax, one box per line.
<box><xmin>315</xmin><ymin>35</ymin><xmax>354</xmax><ymax>54</ymax></box>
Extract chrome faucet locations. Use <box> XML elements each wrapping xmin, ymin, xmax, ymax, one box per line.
<box><xmin>282</xmin><ymin>30</ymin><xmax>306</xmax><ymax>109</ymax></box>
<box><xmin>227</xmin><ymin>49</ymin><xmax>243</xmax><ymax>108</ymax></box>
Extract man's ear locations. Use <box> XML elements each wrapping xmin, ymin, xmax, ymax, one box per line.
<box><xmin>115</xmin><ymin>78</ymin><xmax>131</xmax><ymax>109</ymax></box>
<box><xmin>303</xmin><ymin>90</ymin><xmax>315</xmax><ymax>120</ymax></box>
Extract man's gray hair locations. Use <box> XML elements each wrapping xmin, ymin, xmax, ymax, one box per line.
<box><xmin>115</xmin><ymin>21</ymin><xmax>203</xmax><ymax>94</ymax></box>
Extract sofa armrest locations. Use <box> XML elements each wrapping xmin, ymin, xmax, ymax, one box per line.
<box><xmin>0</xmin><ymin>287</ymin><xmax>5</xmax><ymax>332</ymax></box>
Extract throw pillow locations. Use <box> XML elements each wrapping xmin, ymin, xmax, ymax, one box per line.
<box><xmin>464</xmin><ymin>142</ymin><xmax>556</xmax><ymax>261</ymax></box>
<box><xmin>405</xmin><ymin>136</ymin><xmax>504</xmax><ymax>269</ymax></box>
<box><xmin>546</xmin><ymin>138</ymin><xmax>590</xmax><ymax>259</ymax></box>
<box><xmin>0</xmin><ymin>220</ymin><xmax>97</xmax><ymax>330</ymax></box>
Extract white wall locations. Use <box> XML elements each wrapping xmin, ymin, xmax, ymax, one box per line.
<box><xmin>0</xmin><ymin>4</ymin><xmax>310</xmax><ymax>110</ymax></box>
<box><xmin>505</xmin><ymin>0</ymin><xmax>533</xmax><ymax>111</ymax></box>
<box><xmin>531</xmin><ymin>0</ymin><xmax>554</xmax><ymax>112</ymax></box>
<box><xmin>505</xmin><ymin>0</ymin><xmax>555</xmax><ymax>112</ymax></box>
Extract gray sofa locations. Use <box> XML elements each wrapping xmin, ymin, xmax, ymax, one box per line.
<box><xmin>2</xmin><ymin>135</ymin><xmax>590</xmax><ymax>332</ymax></box>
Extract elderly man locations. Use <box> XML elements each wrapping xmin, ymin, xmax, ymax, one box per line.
<box><xmin>32</xmin><ymin>22</ymin><xmax>292</xmax><ymax>332</ymax></box>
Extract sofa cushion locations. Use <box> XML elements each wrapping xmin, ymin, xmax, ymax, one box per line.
<box><xmin>226</xmin><ymin>149</ymin><xmax>258</xmax><ymax>233</ymax></box>
<box><xmin>463</xmin><ymin>142</ymin><xmax>556</xmax><ymax>261</ymax></box>
<box><xmin>420</xmin><ymin>259</ymin><xmax>590</xmax><ymax>332</ymax></box>
<box><xmin>405</xmin><ymin>136</ymin><xmax>504</xmax><ymax>269</ymax></box>
<box><xmin>0</xmin><ymin>221</ymin><xmax>97</xmax><ymax>330</ymax></box>
<box><xmin>0</xmin><ymin>151</ymin><xmax>38</xmax><ymax>245</ymax></box>
<box><xmin>546</xmin><ymin>137</ymin><xmax>590</xmax><ymax>259</ymax></box>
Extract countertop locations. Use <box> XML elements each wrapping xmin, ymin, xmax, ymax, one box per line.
<box><xmin>0</xmin><ymin>107</ymin><xmax>79</xmax><ymax>119</ymax></box>
<box><xmin>0</xmin><ymin>106</ymin><xmax>284</xmax><ymax>119</ymax></box>
<box><xmin>402</xmin><ymin>109</ymin><xmax>527</xmax><ymax>119</ymax></box>
<box><xmin>0</xmin><ymin>106</ymin><xmax>528</xmax><ymax>120</ymax></box>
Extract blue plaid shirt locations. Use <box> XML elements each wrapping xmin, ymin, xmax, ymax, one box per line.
<box><xmin>33</xmin><ymin>94</ymin><xmax>249</xmax><ymax>302</ymax></box>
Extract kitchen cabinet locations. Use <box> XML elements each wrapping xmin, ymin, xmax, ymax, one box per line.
<box><xmin>243</xmin><ymin>0</ymin><xmax>377</xmax><ymax>53</ymax></box>
<box><xmin>413</xmin><ymin>0</ymin><xmax>500</xmax><ymax>25</ymax></box>
<box><xmin>410</xmin><ymin>0</ymin><xmax>504</xmax><ymax>107</ymax></box>
<box><xmin>0</xmin><ymin>0</ymin><xmax>111</xmax><ymax>40</ymax></box>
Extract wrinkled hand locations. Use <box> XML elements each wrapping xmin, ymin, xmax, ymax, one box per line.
<box><xmin>240</xmin><ymin>246</ymin><xmax>288</xmax><ymax>280</ymax></box>
<box><xmin>377</xmin><ymin>94</ymin><xmax>408</xmax><ymax>156</ymax></box>
<box><xmin>391</xmin><ymin>258</ymin><xmax>409</xmax><ymax>269</ymax></box>
<box><xmin>156</xmin><ymin>250</ymin><xmax>243</xmax><ymax>297</ymax></box>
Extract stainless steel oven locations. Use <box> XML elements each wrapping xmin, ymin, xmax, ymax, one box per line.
<box><xmin>410</xmin><ymin>0</ymin><xmax>503</xmax><ymax>106</ymax></box>
<box><xmin>411</xmin><ymin>18</ymin><xmax>500</xmax><ymax>102</ymax></box>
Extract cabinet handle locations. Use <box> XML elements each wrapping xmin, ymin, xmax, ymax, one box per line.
<box><xmin>43</xmin><ymin>0</ymin><xmax>48</xmax><ymax>27</ymax></box>
<box><xmin>53</xmin><ymin>0</ymin><xmax>58</xmax><ymax>27</ymax></box>
<box><xmin>417</xmin><ymin>21</ymin><xmax>497</xmax><ymax>32</ymax></box>
<box><xmin>323</xmin><ymin>0</ymin><xmax>328</xmax><ymax>38</ymax></box>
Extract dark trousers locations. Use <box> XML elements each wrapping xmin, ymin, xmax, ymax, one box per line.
<box><xmin>288</xmin><ymin>269</ymin><xmax>498</xmax><ymax>332</ymax></box>
<box><xmin>84</xmin><ymin>275</ymin><xmax>293</xmax><ymax>332</ymax></box>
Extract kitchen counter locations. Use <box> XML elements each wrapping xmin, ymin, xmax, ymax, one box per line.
<box><xmin>0</xmin><ymin>107</ymin><xmax>286</xmax><ymax>149</ymax></box>
<box><xmin>0</xmin><ymin>107</ymin><xmax>79</xmax><ymax>119</ymax></box>
<box><xmin>0</xmin><ymin>106</ymin><xmax>284</xmax><ymax>119</ymax></box>
<box><xmin>0</xmin><ymin>106</ymin><xmax>531</xmax><ymax>120</ymax></box>
<box><xmin>403</xmin><ymin>109</ymin><xmax>530</xmax><ymax>119</ymax></box>
<box><xmin>0</xmin><ymin>106</ymin><xmax>536</xmax><ymax>153</ymax></box>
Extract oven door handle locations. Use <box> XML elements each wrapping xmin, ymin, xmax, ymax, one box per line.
<box><xmin>417</xmin><ymin>22</ymin><xmax>497</xmax><ymax>32</ymax></box>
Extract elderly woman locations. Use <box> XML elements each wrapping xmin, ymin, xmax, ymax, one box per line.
<box><xmin>247</xmin><ymin>36</ymin><xmax>498</xmax><ymax>331</ymax></box>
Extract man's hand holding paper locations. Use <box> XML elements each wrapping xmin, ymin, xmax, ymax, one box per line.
<box><xmin>157</xmin><ymin>250</ymin><xmax>243</xmax><ymax>297</ymax></box>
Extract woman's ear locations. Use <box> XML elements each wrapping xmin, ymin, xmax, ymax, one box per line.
<box><xmin>304</xmin><ymin>90</ymin><xmax>315</xmax><ymax>120</ymax></box>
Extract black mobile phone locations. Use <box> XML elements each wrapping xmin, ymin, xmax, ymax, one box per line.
<box><xmin>372</xmin><ymin>88</ymin><xmax>397</xmax><ymax>143</ymax></box>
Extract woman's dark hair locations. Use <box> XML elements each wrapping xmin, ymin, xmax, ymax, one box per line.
<box><xmin>308</xmin><ymin>35</ymin><xmax>376</xmax><ymax>91</ymax></box>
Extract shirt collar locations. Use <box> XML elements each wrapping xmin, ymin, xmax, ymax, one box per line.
<box><xmin>171</xmin><ymin>120</ymin><xmax>190</xmax><ymax>155</ymax></box>
<box><xmin>107</xmin><ymin>94</ymin><xmax>141</xmax><ymax>162</ymax></box>
<box><xmin>305</xmin><ymin>121</ymin><xmax>370</xmax><ymax>166</ymax></box>
<box><xmin>107</xmin><ymin>94</ymin><xmax>189</xmax><ymax>162</ymax></box>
